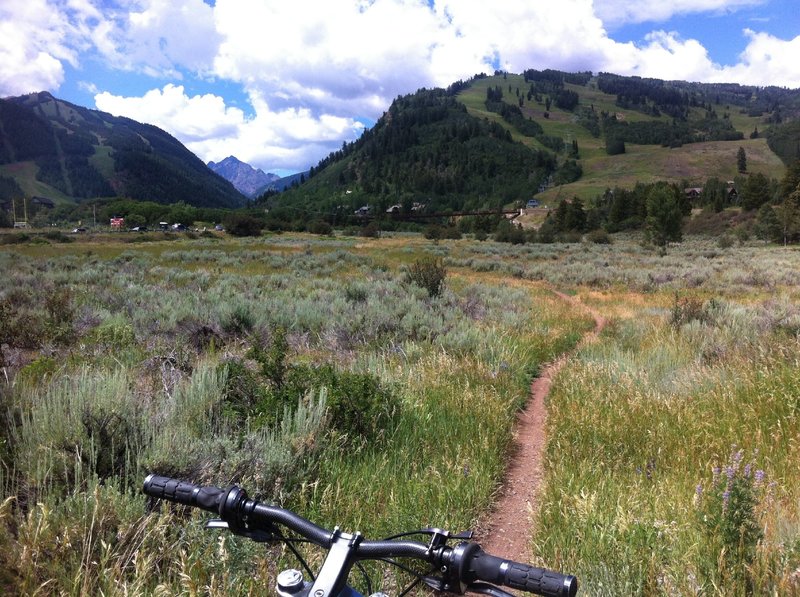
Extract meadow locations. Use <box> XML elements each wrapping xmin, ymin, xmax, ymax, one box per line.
<box><xmin>1</xmin><ymin>230</ymin><xmax>799</xmax><ymax>595</ymax></box>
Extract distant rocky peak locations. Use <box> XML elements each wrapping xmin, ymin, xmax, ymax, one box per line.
<box><xmin>208</xmin><ymin>156</ymin><xmax>279</xmax><ymax>197</ymax></box>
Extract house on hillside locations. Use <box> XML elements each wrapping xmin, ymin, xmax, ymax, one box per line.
<box><xmin>684</xmin><ymin>185</ymin><xmax>739</xmax><ymax>203</ymax></box>
<box><xmin>684</xmin><ymin>187</ymin><xmax>703</xmax><ymax>200</ymax></box>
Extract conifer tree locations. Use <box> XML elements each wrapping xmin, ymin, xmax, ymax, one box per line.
<box><xmin>645</xmin><ymin>186</ymin><xmax>683</xmax><ymax>249</ymax></box>
<box><xmin>737</xmin><ymin>146</ymin><xmax>747</xmax><ymax>173</ymax></box>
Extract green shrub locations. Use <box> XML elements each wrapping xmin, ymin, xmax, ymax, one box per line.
<box><xmin>44</xmin><ymin>286</ymin><xmax>75</xmax><ymax>343</ymax></box>
<box><xmin>10</xmin><ymin>368</ymin><xmax>143</xmax><ymax>495</ymax></box>
<box><xmin>218</xmin><ymin>359</ymin><xmax>266</xmax><ymax>420</ymax></box>
<box><xmin>0</xmin><ymin>233</ymin><xmax>30</xmax><ymax>244</ymax></box>
<box><xmin>2</xmin><ymin>304</ymin><xmax>46</xmax><ymax>348</ymax></box>
<box><xmin>559</xmin><ymin>231</ymin><xmax>583</xmax><ymax>244</ymax></box>
<box><xmin>717</xmin><ymin>234</ymin><xmax>735</xmax><ymax>249</ymax></box>
<box><xmin>360</xmin><ymin>222</ymin><xmax>381</xmax><ymax>238</ymax></box>
<box><xmin>16</xmin><ymin>356</ymin><xmax>59</xmax><ymax>385</ymax></box>
<box><xmin>243</xmin><ymin>326</ymin><xmax>397</xmax><ymax>442</ymax></box>
<box><xmin>406</xmin><ymin>255</ymin><xmax>447</xmax><ymax>297</ymax></box>
<box><xmin>423</xmin><ymin>224</ymin><xmax>461</xmax><ymax>240</ymax></box>
<box><xmin>220</xmin><ymin>302</ymin><xmax>255</xmax><ymax>335</ymax></box>
<box><xmin>494</xmin><ymin>220</ymin><xmax>526</xmax><ymax>244</ymax></box>
<box><xmin>283</xmin><ymin>364</ymin><xmax>397</xmax><ymax>443</ymax></box>
<box><xmin>344</xmin><ymin>283</ymin><xmax>369</xmax><ymax>303</ymax></box>
<box><xmin>89</xmin><ymin>316</ymin><xmax>136</xmax><ymax>348</ymax></box>
<box><xmin>43</xmin><ymin>231</ymin><xmax>74</xmax><ymax>243</ymax></box>
<box><xmin>308</xmin><ymin>220</ymin><xmax>333</xmax><ymax>236</ymax></box>
<box><xmin>225</xmin><ymin>214</ymin><xmax>264</xmax><ymax>237</ymax></box>
<box><xmin>586</xmin><ymin>229</ymin><xmax>612</xmax><ymax>244</ymax></box>
<box><xmin>669</xmin><ymin>293</ymin><xmax>717</xmax><ymax>328</ymax></box>
<box><xmin>249</xmin><ymin>327</ymin><xmax>290</xmax><ymax>390</ymax></box>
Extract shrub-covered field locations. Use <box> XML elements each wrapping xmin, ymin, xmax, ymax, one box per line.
<box><xmin>2</xmin><ymin>231</ymin><xmax>799</xmax><ymax>595</ymax></box>
<box><xmin>0</xmin><ymin>232</ymin><xmax>591</xmax><ymax>595</ymax></box>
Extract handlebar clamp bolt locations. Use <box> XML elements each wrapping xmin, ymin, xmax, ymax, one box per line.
<box><xmin>276</xmin><ymin>569</ymin><xmax>305</xmax><ymax>595</ymax></box>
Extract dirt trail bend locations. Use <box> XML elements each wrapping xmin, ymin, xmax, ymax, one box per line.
<box><xmin>479</xmin><ymin>291</ymin><xmax>605</xmax><ymax>563</ymax></box>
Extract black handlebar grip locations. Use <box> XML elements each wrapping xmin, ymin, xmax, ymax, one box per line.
<box><xmin>471</xmin><ymin>550</ymin><xmax>578</xmax><ymax>597</ymax></box>
<box><xmin>143</xmin><ymin>474</ymin><xmax>226</xmax><ymax>513</ymax></box>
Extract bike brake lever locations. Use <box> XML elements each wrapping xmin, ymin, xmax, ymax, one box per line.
<box><xmin>417</xmin><ymin>528</ymin><xmax>474</xmax><ymax>541</ymax></box>
<box><xmin>464</xmin><ymin>582</ymin><xmax>515</xmax><ymax>597</ymax></box>
<box><xmin>205</xmin><ymin>519</ymin><xmax>278</xmax><ymax>543</ymax></box>
<box><xmin>422</xmin><ymin>575</ymin><xmax>456</xmax><ymax>593</ymax></box>
<box><xmin>421</xmin><ymin>576</ymin><xmax>514</xmax><ymax>597</ymax></box>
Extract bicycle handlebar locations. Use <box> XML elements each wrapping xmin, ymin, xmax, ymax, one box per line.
<box><xmin>143</xmin><ymin>474</ymin><xmax>578</xmax><ymax>597</ymax></box>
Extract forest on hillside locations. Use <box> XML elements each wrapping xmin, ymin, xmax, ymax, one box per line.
<box><xmin>0</xmin><ymin>93</ymin><xmax>244</xmax><ymax>208</ymax></box>
<box><xmin>273</xmin><ymin>70</ymin><xmax>800</xmax><ymax>218</ymax></box>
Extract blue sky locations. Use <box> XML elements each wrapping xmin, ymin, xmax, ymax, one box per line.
<box><xmin>1</xmin><ymin>1</ymin><xmax>799</xmax><ymax>176</ymax></box>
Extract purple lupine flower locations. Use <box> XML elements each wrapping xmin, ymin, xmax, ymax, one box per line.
<box><xmin>722</xmin><ymin>490</ymin><xmax>731</xmax><ymax>510</ymax></box>
<box><xmin>726</xmin><ymin>466</ymin><xmax>735</xmax><ymax>481</ymax></box>
<box><xmin>696</xmin><ymin>483</ymin><xmax>703</xmax><ymax>498</ymax></box>
<box><xmin>755</xmin><ymin>469</ymin><xmax>765</xmax><ymax>484</ymax></box>
<box><xmin>712</xmin><ymin>466</ymin><xmax>721</xmax><ymax>484</ymax></box>
<box><xmin>744</xmin><ymin>463</ymin><xmax>752</xmax><ymax>478</ymax></box>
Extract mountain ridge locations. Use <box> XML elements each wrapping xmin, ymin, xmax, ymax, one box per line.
<box><xmin>207</xmin><ymin>155</ymin><xmax>279</xmax><ymax>197</ymax></box>
<box><xmin>0</xmin><ymin>91</ymin><xmax>245</xmax><ymax>208</ymax></box>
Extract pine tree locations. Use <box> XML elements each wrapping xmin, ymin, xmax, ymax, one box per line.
<box><xmin>754</xmin><ymin>203</ymin><xmax>781</xmax><ymax>242</ymax></box>
<box><xmin>778</xmin><ymin>183</ymin><xmax>800</xmax><ymax>245</ymax></box>
<box><xmin>737</xmin><ymin>146</ymin><xmax>747</xmax><ymax>173</ymax></box>
<box><xmin>645</xmin><ymin>186</ymin><xmax>683</xmax><ymax>249</ymax></box>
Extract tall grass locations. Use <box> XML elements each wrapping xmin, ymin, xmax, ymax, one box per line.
<box><xmin>1</xmin><ymin>360</ymin><xmax>329</xmax><ymax>595</ymax></box>
<box><xmin>535</xmin><ymin>293</ymin><xmax>800</xmax><ymax>595</ymax></box>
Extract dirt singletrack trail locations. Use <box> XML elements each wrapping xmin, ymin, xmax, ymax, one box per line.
<box><xmin>479</xmin><ymin>290</ymin><xmax>606</xmax><ymax>563</ymax></box>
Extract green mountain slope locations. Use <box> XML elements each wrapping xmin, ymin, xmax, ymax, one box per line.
<box><xmin>280</xmin><ymin>71</ymin><xmax>797</xmax><ymax>213</ymax></box>
<box><xmin>0</xmin><ymin>92</ymin><xmax>245</xmax><ymax>208</ymax></box>
<box><xmin>274</xmin><ymin>83</ymin><xmax>558</xmax><ymax>214</ymax></box>
<box><xmin>458</xmin><ymin>72</ymin><xmax>791</xmax><ymax>203</ymax></box>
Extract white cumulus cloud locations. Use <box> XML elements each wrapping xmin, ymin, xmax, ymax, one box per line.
<box><xmin>0</xmin><ymin>0</ymin><xmax>81</xmax><ymax>95</ymax></box>
<box><xmin>712</xmin><ymin>30</ymin><xmax>800</xmax><ymax>86</ymax></box>
<box><xmin>95</xmin><ymin>84</ymin><xmax>243</xmax><ymax>141</ymax></box>
<box><xmin>94</xmin><ymin>84</ymin><xmax>364</xmax><ymax>172</ymax></box>
<box><xmin>96</xmin><ymin>0</ymin><xmax>221</xmax><ymax>76</ymax></box>
<box><xmin>594</xmin><ymin>0</ymin><xmax>765</xmax><ymax>25</ymax></box>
